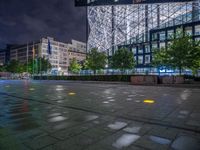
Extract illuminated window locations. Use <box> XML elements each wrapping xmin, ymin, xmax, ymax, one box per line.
<box><xmin>159</xmin><ymin>32</ymin><xmax>166</xmax><ymax>41</ymax></box>
<box><xmin>195</xmin><ymin>25</ymin><xmax>200</xmax><ymax>35</ymax></box>
<box><xmin>145</xmin><ymin>45</ymin><xmax>150</xmax><ymax>53</ymax></box>
<box><xmin>152</xmin><ymin>33</ymin><xmax>158</xmax><ymax>41</ymax></box>
<box><xmin>138</xmin><ymin>56</ymin><xmax>143</xmax><ymax>64</ymax></box>
<box><xmin>132</xmin><ymin>47</ymin><xmax>137</xmax><ymax>54</ymax></box>
<box><xmin>167</xmin><ymin>30</ymin><xmax>174</xmax><ymax>39</ymax></box>
<box><xmin>145</xmin><ymin>55</ymin><xmax>150</xmax><ymax>64</ymax></box>
<box><xmin>185</xmin><ymin>27</ymin><xmax>192</xmax><ymax>36</ymax></box>
<box><xmin>152</xmin><ymin>43</ymin><xmax>158</xmax><ymax>50</ymax></box>
<box><xmin>160</xmin><ymin>43</ymin><xmax>165</xmax><ymax>48</ymax></box>
<box><xmin>138</xmin><ymin>46</ymin><xmax>143</xmax><ymax>54</ymax></box>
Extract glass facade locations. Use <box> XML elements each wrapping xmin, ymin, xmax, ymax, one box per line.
<box><xmin>87</xmin><ymin>1</ymin><xmax>200</xmax><ymax>72</ymax></box>
<box><xmin>88</xmin><ymin>2</ymin><xmax>198</xmax><ymax>52</ymax></box>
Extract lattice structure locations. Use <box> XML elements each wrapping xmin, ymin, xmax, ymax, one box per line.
<box><xmin>87</xmin><ymin>1</ymin><xmax>200</xmax><ymax>54</ymax></box>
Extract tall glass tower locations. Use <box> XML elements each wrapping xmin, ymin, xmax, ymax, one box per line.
<box><xmin>87</xmin><ymin>1</ymin><xmax>200</xmax><ymax>54</ymax></box>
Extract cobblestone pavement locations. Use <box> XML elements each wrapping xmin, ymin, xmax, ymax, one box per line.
<box><xmin>0</xmin><ymin>80</ymin><xmax>200</xmax><ymax>150</ymax></box>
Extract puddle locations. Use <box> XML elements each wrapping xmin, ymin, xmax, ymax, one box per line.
<box><xmin>48</xmin><ymin>116</ymin><xmax>67</xmax><ymax>122</ymax></box>
<box><xmin>123</xmin><ymin>127</ymin><xmax>141</xmax><ymax>134</ymax></box>
<box><xmin>177</xmin><ymin>115</ymin><xmax>186</xmax><ymax>119</ymax></box>
<box><xmin>123</xmin><ymin>92</ymin><xmax>129</xmax><ymax>94</ymax></box>
<box><xmin>93</xmin><ymin>120</ymin><xmax>100</xmax><ymax>124</ymax></box>
<box><xmin>85</xmin><ymin>115</ymin><xmax>99</xmax><ymax>121</ymax></box>
<box><xmin>126</xmin><ymin>98</ymin><xmax>132</xmax><ymax>101</ymax></box>
<box><xmin>56</xmin><ymin>87</ymin><xmax>64</xmax><ymax>91</ymax></box>
<box><xmin>128</xmin><ymin>95</ymin><xmax>135</xmax><ymax>97</ymax></box>
<box><xmin>107</xmin><ymin>97</ymin><xmax>113</xmax><ymax>99</ymax></box>
<box><xmin>48</xmin><ymin>113</ymin><xmax>61</xmax><ymax>117</ymax></box>
<box><xmin>179</xmin><ymin>110</ymin><xmax>189</xmax><ymax>115</ymax></box>
<box><xmin>135</xmin><ymin>100</ymin><xmax>141</xmax><ymax>103</ymax></box>
<box><xmin>171</xmin><ymin>136</ymin><xmax>200</xmax><ymax>150</ymax></box>
<box><xmin>108</xmin><ymin>121</ymin><xmax>127</xmax><ymax>130</ymax></box>
<box><xmin>190</xmin><ymin>113</ymin><xmax>200</xmax><ymax>118</ymax></box>
<box><xmin>109</xmin><ymin>99</ymin><xmax>115</xmax><ymax>102</ymax></box>
<box><xmin>112</xmin><ymin>134</ymin><xmax>140</xmax><ymax>149</ymax></box>
<box><xmin>149</xmin><ymin>136</ymin><xmax>171</xmax><ymax>145</ymax></box>
<box><xmin>53</xmin><ymin>122</ymin><xmax>69</xmax><ymax>130</ymax></box>
<box><xmin>180</xmin><ymin>90</ymin><xmax>190</xmax><ymax>100</ymax></box>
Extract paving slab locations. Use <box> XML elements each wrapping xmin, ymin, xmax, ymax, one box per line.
<box><xmin>0</xmin><ymin>80</ymin><xmax>200</xmax><ymax>150</ymax></box>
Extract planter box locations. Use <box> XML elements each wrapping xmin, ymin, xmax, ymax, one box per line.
<box><xmin>131</xmin><ymin>75</ymin><xmax>158</xmax><ymax>85</ymax></box>
<box><xmin>160</xmin><ymin>76</ymin><xmax>174</xmax><ymax>84</ymax></box>
<box><xmin>160</xmin><ymin>76</ymin><xmax>185</xmax><ymax>84</ymax></box>
<box><xmin>174</xmin><ymin>76</ymin><xmax>184</xmax><ymax>84</ymax></box>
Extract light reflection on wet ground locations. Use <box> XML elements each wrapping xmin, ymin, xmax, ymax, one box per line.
<box><xmin>0</xmin><ymin>80</ymin><xmax>200</xmax><ymax>150</ymax></box>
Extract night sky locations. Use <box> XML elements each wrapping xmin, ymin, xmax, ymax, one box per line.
<box><xmin>0</xmin><ymin>0</ymin><xmax>86</xmax><ymax>48</ymax></box>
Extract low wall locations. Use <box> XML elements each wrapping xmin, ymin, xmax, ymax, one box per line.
<box><xmin>130</xmin><ymin>75</ymin><xmax>158</xmax><ymax>85</ymax></box>
<box><xmin>33</xmin><ymin>75</ymin><xmax>132</xmax><ymax>82</ymax></box>
<box><xmin>160</xmin><ymin>76</ymin><xmax>185</xmax><ymax>84</ymax></box>
<box><xmin>33</xmin><ymin>75</ymin><xmax>186</xmax><ymax>84</ymax></box>
<box><xmin>0</xmin><ymin>72</ymin><xmax>11</xmax><ymax>78</ymax></box>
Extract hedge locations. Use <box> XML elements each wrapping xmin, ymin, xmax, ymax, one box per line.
<box><xmin>33</xmin><ymin>75</ymin><xmax>132</xmax><ymax>82</ymax></box>
<box><xmin>33</xmin><ymin>75</ymin><xmax>200</xmax><ymax>83</ymax></box>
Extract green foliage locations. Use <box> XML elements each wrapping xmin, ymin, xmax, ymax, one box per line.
<box><xmin>0</xmin><ymin>64</ymin><xmax>7</xmax><ymax>72</ymax></box>
<box><xmin>4</xmin><ymin>57</ymin><xmax>51</xmax><ymax>74</ymax></box>
<box><xmin>26</xmin><ymin>57</ymin><xmax>52</xmax><ymax>74</ymax></box>
<box><xmin>85</xmin><ymin>48</ymin><xmax>107</xmax><ymax>74</ymax></box>
<box><xmin>152</xmin><ymin>47</ymin><xmax>169</xmax><ymax>70</ymax></box>
<box><xmin>6</xmin><ymin>60</ymin><xmax>25</xmax><ymax>73</ymax></box>
<box><xmin>152</xmin><ymin>29</ymin><xmax>200</xmax><ymax>75</ymax></box>
<box><xmin>69</xmin><ymin>58</ymin><xmax>82</xmax><ymax>74</ymax></box>
<box><xmin>110</xmin><ymin>48</ymin><xmax>135</xmax><ymax>71</ymax></box>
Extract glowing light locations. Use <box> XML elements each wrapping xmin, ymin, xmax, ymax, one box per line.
<box><xmin>68</xmin><ymin>92</ymin><xmax>76</xmax><ymax>96</ymax></box>
<box><xmin>29</xmin><ymin>88</ymin><xmax>35</xmax><ymax>91</ymax></box>
<box><xmin>5</xmin><ymin>85</ymin><xmax>10</xmax><ymax>88</ymax></box>
<box><xmin>143</xmin><ymin>99</ymin><xmax>155</xmax><ymax>104</ymax></box>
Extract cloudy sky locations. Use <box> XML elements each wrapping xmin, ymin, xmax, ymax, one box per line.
<box><xmin>0</xmin><ymin>0</ymin><xmax>86</xmax><ymax>48</ymax></box>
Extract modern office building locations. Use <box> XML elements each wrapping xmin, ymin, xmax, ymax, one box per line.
<box><xmin>0</xmin><ymin>49</ymin><xmax>6</xmax><ymax>66</ymax></box>
<box><xmin>68</xmin><ymin>40</ymin><xmax>87</xmax><ymax>64</ymax></box>
<box><xmin>2</xmin><ymin>37</ymin><xmax>86</xmax><ymax>73</ymax></box>
<box><xmin>86</xmin><ymin>0</ymin><xmax>200</xmax><ymax>73</ymax></box>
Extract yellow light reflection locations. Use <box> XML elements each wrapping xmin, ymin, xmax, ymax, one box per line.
<box><xmin>68</xmin><ymin>92</ymin><xmax>76</xmax><ymax>96</ymax></box>
<box><xmin>143</xmin><ymin>99</ymin><xmax>155</xmax><ymax>104</ymax></box>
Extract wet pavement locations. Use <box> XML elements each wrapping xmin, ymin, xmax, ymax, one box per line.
<box><xmin>0</xmin><ymin>80</ymin><xmax>200</xmax><ymax>150</ymax></box>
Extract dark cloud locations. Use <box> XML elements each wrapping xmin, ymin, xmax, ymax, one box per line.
<box><xmin>0</xmin><ymin>0</ymin><xmax>86</xmax><ymax>48</ymax></box>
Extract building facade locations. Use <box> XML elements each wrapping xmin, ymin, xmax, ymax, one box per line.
<box><xmin>119</xmin><ymin>21</ymin><xmax>200</xmax><ymax>73</ymax></box>
<box><xmin>2</xmin><ymin>37</ymin><xmax>86</xmax><ymax>74</ymax></box>
<box><xmin>87</xmin><ymin>1</ymin><xmax>200</xmax><ymax>73</ymax></box>
<box><xmin>68</xmin><ymin>40</ymin><xmax>87</xmax><ymax>65</ymax></box>
<box><xmin>0</xmin><ymin>49</ymin><xmax>6</xmax><ymax>66</ymax></box>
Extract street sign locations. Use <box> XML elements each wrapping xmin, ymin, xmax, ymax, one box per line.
<box><xmin>75</xmin><ymin>0</ymin><xmax>194</xmax><ymax>7</ymax></box>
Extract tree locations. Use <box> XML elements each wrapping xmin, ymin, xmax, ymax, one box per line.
<box><xmin>0</xmin><ymin>64</ymin><xmax>7</xmax><ymax>72</ymax></box>
<box><xmin>6</xmin><ymin>60</ymin><xmax>24</xmax><ymax>73</ymax></box>
<box><xmin>85</xmin><ymin>48</ymin><xmax>107</xmax><ymax>74</ymax></box>
<box><xmin>189</xmin><ymin>46</ymin><xmax>200</xmax><ymax>76</ymax></box>
<box><xmin>38</xmin><ymin>57</ymin><xmax>52</xmax><ymax>74</ymax></box>
<box><xmin>110</xmin><ymin>48</ymin><xmax>135</xmax><ymax>72</ymax></box>
<box><xmin>68</xmin><ymin>58</ymin><xmax>82</xmax><ymax>74</ymax></box>
<box><xmin>25</xmin><ymin>57</ymin><xmax>52</xmax><ymax>74</ymax></box>
<box><xmin>152</xmin><ymin>47</ymin><xmax>170</xmax><ymax>74</ymax></box>
<box><xmin>152</xmin><ymin>29</ymin><xmax>200</xmax><ymax>75</ymax></box>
